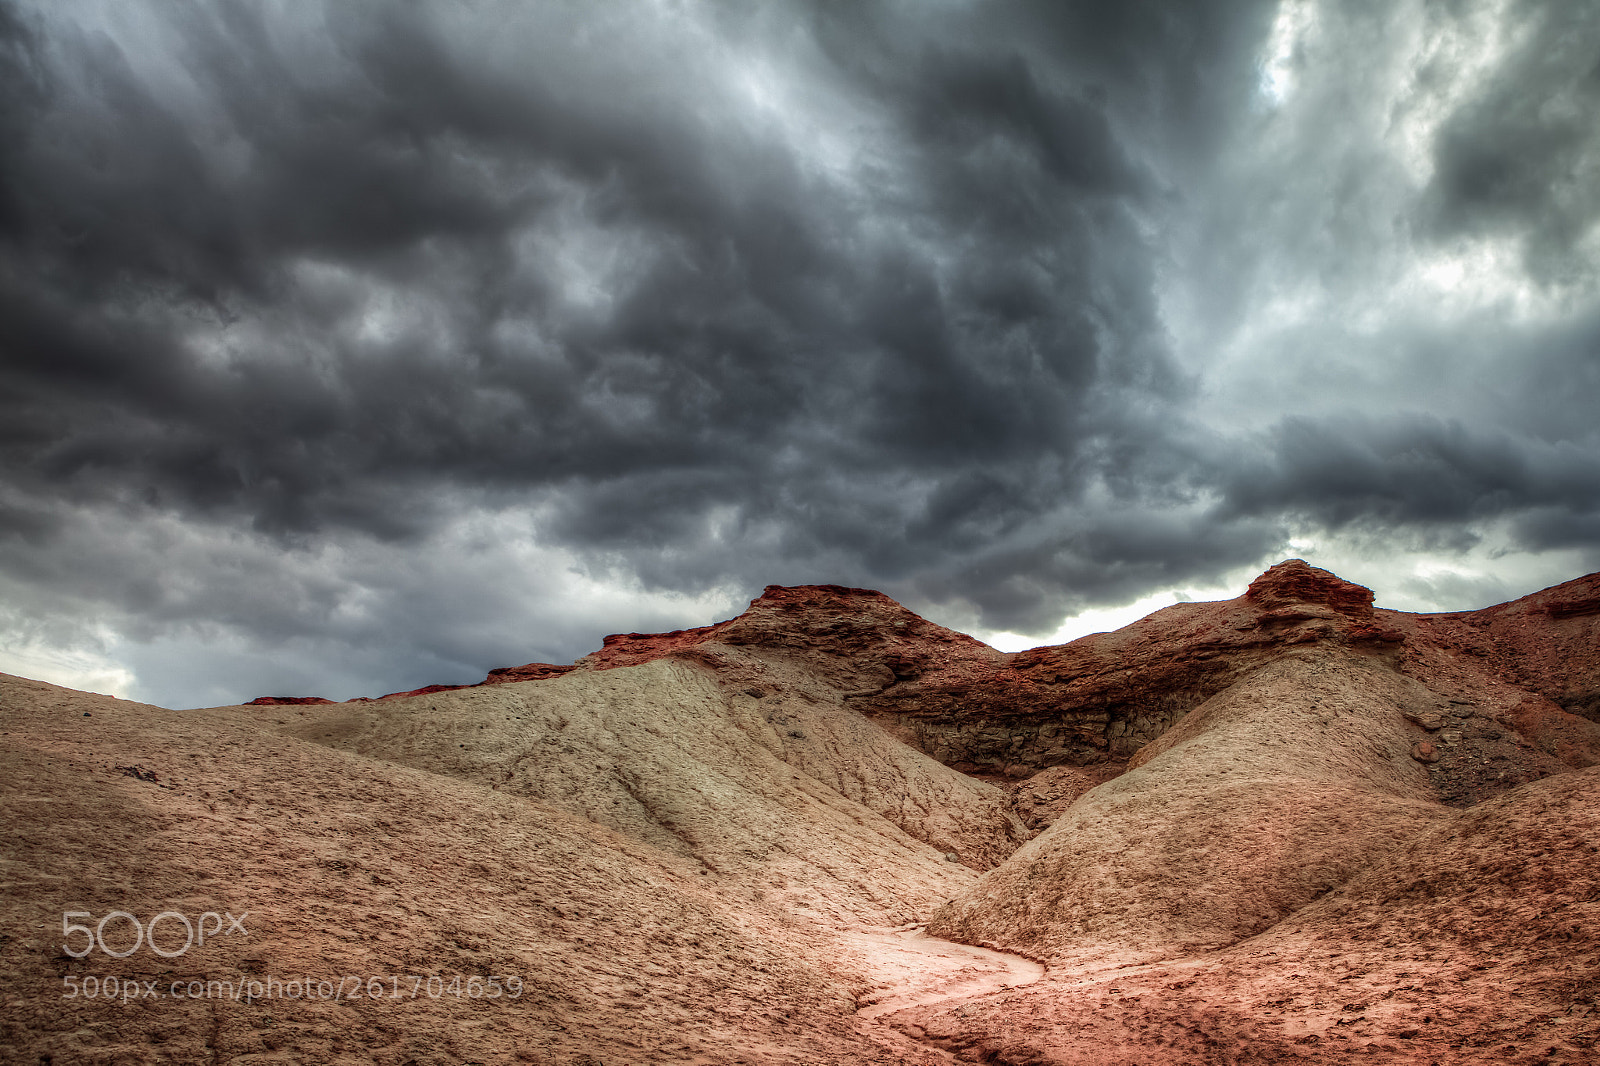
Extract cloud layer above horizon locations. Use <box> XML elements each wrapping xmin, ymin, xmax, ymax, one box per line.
<box><xmin>2</xmin><ymin>0</ymin><xmax>1597</xmax><ymax>706</ymax></box>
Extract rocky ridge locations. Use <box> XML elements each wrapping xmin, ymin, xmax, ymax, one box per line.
<box><xmin>256</xmin><ymin>560</ymin><xmax>1600</xmax><ymax>809</ymax></box>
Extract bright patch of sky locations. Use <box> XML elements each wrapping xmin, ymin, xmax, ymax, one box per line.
<box><xmin>0</xmin><ymin>631</ymin><xmax>137</xmax><ymax>700</ymax></box>
<box><xmin>978</xmin><ymin>580</ymin><xmax>1248</xmax><ymax>652</ymax></box>
<box><xmin>1257</xmin><ymin>0</ymin><xmax>1313</xmax><ymax>107</ymax></box>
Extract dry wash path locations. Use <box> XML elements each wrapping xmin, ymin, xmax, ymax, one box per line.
<box><xmin>849</xmin><ymin>924</ymin><xmax>1045</xmax><ymax>1020</ymax></box>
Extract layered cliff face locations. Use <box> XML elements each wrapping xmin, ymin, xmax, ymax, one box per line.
<box><xmin>1462</xmin><ymin>570</ymin><xmax>1600</xmax><ymax>722</ymax></box>
<box><xmin>859</xmin><ymin>558</ymin><xmax>1404</xmax><ymax>772</ymax></box>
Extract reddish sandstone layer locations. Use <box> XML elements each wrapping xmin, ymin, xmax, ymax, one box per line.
<box><xmin>1468</xmin><ymin>571</ymin><xmax>1600</xmax><ymax>722</ymax></box>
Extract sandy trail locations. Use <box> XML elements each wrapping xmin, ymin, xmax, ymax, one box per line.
<box><xmin>849</xmin><ymin>924</ymin><xmax>1045</xmax><ymax>1021</ymax></box>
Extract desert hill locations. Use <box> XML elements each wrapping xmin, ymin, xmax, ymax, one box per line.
<box><xmin>2</xmin><ymin>560</ymin><xmax>1598</xmax><ymax>1063</ymax></box>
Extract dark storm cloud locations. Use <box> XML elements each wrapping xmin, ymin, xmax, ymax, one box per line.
<box><xmin>0</xmin><ymin>3</ymin><xmax>1253</xmax><ymax>588</ymax></box>
<box><xmin>2</xmin><ymin>0</ymin><xmax>1599</xmax><ymax>705</ymax></box>
<box><xmin>1216</xmin><ymin>416</ymin><xmax>1600</xmax><ymax>537</ymax></box>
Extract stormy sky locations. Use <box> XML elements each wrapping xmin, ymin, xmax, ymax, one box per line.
<box><xmin>2</xmin><ymin>0</ymin><xmax>1597</xmax><ymax>708</ymax></box>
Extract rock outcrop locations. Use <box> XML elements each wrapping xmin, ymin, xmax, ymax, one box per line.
<box><xmin>1465</xmin><ymin>570</ymin><xmax>1600</xmax><ymax>722</ymax></box>
<box><xmin>1243</xmin><ymin>556</ymin><xmax>1377</xmax><ymax>612</ymax></box>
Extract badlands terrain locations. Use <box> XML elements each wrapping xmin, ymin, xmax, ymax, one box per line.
<box><xmin>2</xmin><ymin>559</ymin><xmax>1598</xmax><ymax>1064</ymax></box>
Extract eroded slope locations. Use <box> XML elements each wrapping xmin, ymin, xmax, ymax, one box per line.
<box><xmin>927</xmin><ymin>645</ymin><xmax>1450</xmax><ymax>966</ymax></box>
<box><xmin>0</xmin><ymin>674</ymin><xmax>920</xmax><ymax>1065</ymax></box>
<box><xmin>279</xmin><ymin>654</ymin><xmax>1024</xmax><ymax>921</ymax></box>
<box><xmin>892</xmin><ymin>765</ymin><xmax>1600</xmax><ymax>1064</ymax></box>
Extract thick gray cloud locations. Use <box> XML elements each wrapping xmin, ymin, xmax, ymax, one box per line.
<box><xmin>0</xmin><ymin>0</ymin><xmax>1596</xmax><ymax>706</ymax></box>
<box><xmin>1421</xmin><ymin>0</ymin><xmax>1600</xmax><ymax>283</ymax></box>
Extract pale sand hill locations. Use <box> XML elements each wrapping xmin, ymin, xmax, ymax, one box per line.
<box><xmin>927</xmin><ymin>646</ymin><xmax>1453</xmax><ymax>966</ymax></box>
<box><xmin>890</xmin><ymin>764</ymin><xmax>1600</xmax><ymax>1064</ymax></box>
<box><xmin>0</xmin><ymin>670</ymin><xmax>991</xmax><ymax>1064</ymax></box>
<box><xmin>279</xmin><ymin>652</ymin><xmax>1027</xmax><ymax>918</ymax></box>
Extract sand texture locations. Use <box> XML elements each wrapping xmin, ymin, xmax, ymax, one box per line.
<box><xmin>3</xmin><ymin>561</ymin><xmax>1598</xmax><ymax>1063</ymax></box>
